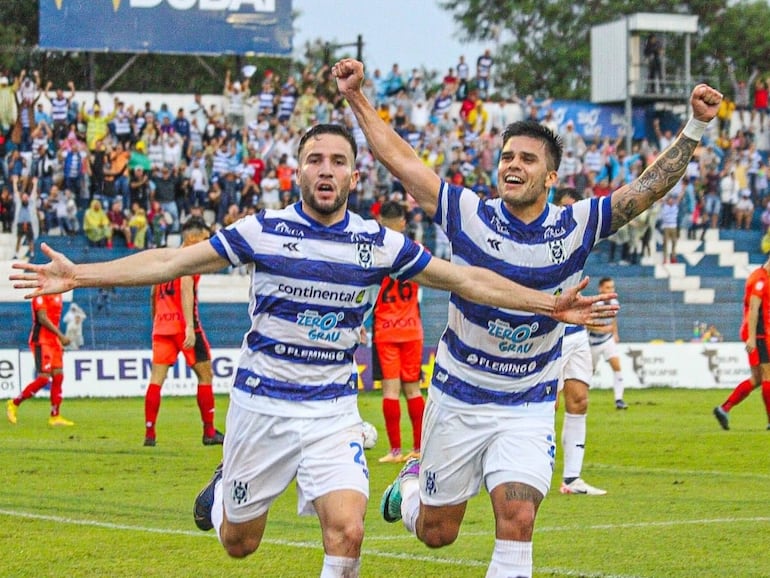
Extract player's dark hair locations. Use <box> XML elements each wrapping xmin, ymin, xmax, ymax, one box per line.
<box><xmin>501</xmin><ymin>120</ymin><xmax>563</xmax><ymax>171</ymax></box>
<box><xmin>181</xmin><ymin>216</ymin><xmax>211</xmax><ymax>237</ymax></box>
<box><xmin>554</xmin><ymin>187</ymin><xmax>582</xmax><ymax>205</ymax></box>
<box><xmin>297</xmin><ymin>124</ymin><xmax>357</xmax><ymax>162</ymax></box>
<box><xmin>599</xmin><ymin>276</ymin><xmax>613</xmax><ymax>285</ymax></box>
<box><xmin>379</xmin><ymin>201</ymin><xmax>406</xmax><ymax>220</ymax></box>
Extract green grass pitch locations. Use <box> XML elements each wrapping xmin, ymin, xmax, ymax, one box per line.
<box><xmin>2</xmin><ymin>388</ymin><xmax>769</xmax><ymax>577</ymax></box>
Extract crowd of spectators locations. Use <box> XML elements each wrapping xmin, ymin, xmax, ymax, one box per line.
<box><xmin>0</xmin><ymin>54</ymin><xmax>768</xmax><ymax>265</ymax></box>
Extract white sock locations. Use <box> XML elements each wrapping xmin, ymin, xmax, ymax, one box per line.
<box><xmin>320</xmin><ymin>554</ymin><xmax>360</xmax><ymax>578</ymax></box>
<box><xmin>561</xmin><ymin>412</ymin><xmax>586</xmax><ymax>480</ymax></box>
<box><xmin>613</xmin><ymin>371</ymin><xmax>624</xmax><ymax>401</ymax></box>
<box><xmin>211</xmin><ymin>479</ymin><xmax>224</xmax><ymax>544</ymax></box>
<box><xmin>400</xmin><ymin>477</ymin><xmax>420</xmax><ymax>535</ymax></box>
<box><xmin>485</xmin><ymin>539</ymin><xmax>532</xmax><ymax>578</ymax></box>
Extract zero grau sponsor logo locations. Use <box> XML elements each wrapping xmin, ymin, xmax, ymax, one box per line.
<box><xmin>296</xmin><ymin>310</ymin><xmax>345</xmax><ymax>343</ymax></box>
<box><xmin>278</xmin><ymin>283</ymin><xmax>364</xmax><ymax>305</ymax></box>
<box><xmin>487</xmin><ymin>319</ymin><xmax>538</xmax><ymax>353</ymax></box>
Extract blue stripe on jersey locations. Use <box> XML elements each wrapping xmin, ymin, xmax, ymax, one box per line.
<box><xmin>233</xmin><ymin>368</ymin><xmax>358</xmax><ymax>401</ymax></box>
<box><xmin>565</xmin><ymin>324</ymin><xmax>587</xmax><ymax>336</ymax></box>
<box><xmin>440</xmin><ymin>185</ymin><xmax>602</xmax><ymax>291</ymax></box>
<box><xmin>448</xmin><ymin>294</ymin><xmax>562</xmax><ymax>334</ymax></box>
<box><xmin>213</xmin><ymin>208</ymin><xmax>429</xmax><ymax>287</ymax></box>
<box><xmin>598</xmin><ymin>195</ymin><xmax>613</xmax><ymax>238</ymax></box>
<box><xmin>261</xmin><ymin>256</ymin><xmax>397</xmax><ymax>287</ymax></box>
<box><xmin>431</xmin><ymin>364</ymin><xmax>558</xmax><ymax>405</ymax></box>
<box><xmin>442</xmin><ymin>328</ymin><xmax>563</xmax><ymax>379</ymax></box>
<box><xmin>450</xmin><ymin>237</ymin><xmax>591</xmax><ymax>291</ymax></box>
<box><xmin>251</xmin><ymin>294</ymin><xmax>371</xmax><ymax>328</ymax></box>
<box><xmin>588</xmin><ymin>332</ymin><xmax>613</xmax><ymax>346</ymax></box>
<box><xmin>210</xmin><ymin>222</ymin><xmax>253</xmax><ymax>262</ymax></box>
<box><xmin>245</xmin><ymin>331</ymin><xmax>357</xmax><ymax>365</ymax></box>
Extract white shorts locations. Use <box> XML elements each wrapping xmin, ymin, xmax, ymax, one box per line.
<box><xmin>559</xmin><ymin>330</ymin><xmax>593</xmax><ymax>391</ymax></box>
<box><xmin>222</xmin><ymin>402</ymin><xmax>369</xmax><ymax>522</ymax></box>
<box><xmin>419</xmin><ymin>398</ymin><xmax>555</xmax><ymax>503</ymax></box>
<box><xmin>590</xmin><ymin>338</ymin><xmax>618</xmax><ymax>369</ymax></box>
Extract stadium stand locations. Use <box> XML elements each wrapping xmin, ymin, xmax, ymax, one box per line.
<box><xmin>1</xmin><ymin>226</ymin><xmax>759</xmax><ymax>350</ymax></box>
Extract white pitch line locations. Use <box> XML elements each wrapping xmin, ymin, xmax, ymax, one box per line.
<box><xmin>0</xmin><ymin>508</ymin><xmax>648</xmax><ymax>577</ymax></box>
<box><xmin>587</xmin><ymin>463</ymin><xmax>770</xmax><ymax>480</ymax></box>
<box><xmin>364</xmin><ymin>516</ymin><xmax>770</xmax><ymax>540</ymax></box>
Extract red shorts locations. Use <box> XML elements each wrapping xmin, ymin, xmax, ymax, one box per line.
<box><xmin>152</xmin><ymin>331</ymin><xmax>211</xmax><ymax>366</ymax></box>
<box><xmin>374</xmin><ymin>339</ymin><xmax>423</xmax><ymax>383</ymax></box>
<box><xmin>748</xmin><ymin>337</ymin><xmax>770</xmax><ymax>367</ymax></box>
<box><xmin>31</xmin><ymin>341</ymin><xmax>63</xmax><ymax>373</ymax></box>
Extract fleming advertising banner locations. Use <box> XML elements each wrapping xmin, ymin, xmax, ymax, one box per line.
<box><xmin>40</xmin><ymin>0</ymin><xmax>293</xmax><ymax>56</ymax></box>
<box><xmin>0</xmin><ymin>343</ymin><xmax>751</xmax><ymax>399</ymax></box>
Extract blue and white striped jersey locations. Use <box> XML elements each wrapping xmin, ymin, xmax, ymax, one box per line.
<box><xmin>588</xmin><ymin>298</ymin><xmax>620</xmax><ymax>346</ymax></box>
<box><xmin>210</xmin><ymin>203</ymin><xmax>431</xmax><ymax>417</ymax></box>
<box><xmin>431</xmin><ymin>181</ymin><xmax>613</xmax><ymax>417</ymax></box>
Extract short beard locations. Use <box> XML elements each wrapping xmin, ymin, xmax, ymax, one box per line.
<box><xmin>301</xmin><ymin>186</ymin><xmax>349</xmax><ymax>216</ymax></box>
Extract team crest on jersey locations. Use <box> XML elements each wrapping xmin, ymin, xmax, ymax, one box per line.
<box><xmin>356</xmin><ymin>243</ymin><xmax>373</xmax><ymax>269</ymax></box>
<box><xmin>231</xmin><ymin>480</ymin><xmax>250</xmax><ymax>505</ymax></box>
<box><xmin>547</xmin><ymin>239</ymin><xmax>568</xmax><ymax>264</ymax></box>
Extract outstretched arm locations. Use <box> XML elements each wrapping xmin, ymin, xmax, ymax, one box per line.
<box><xmin>334</xmin><ymin>59</ymin><xmax>441</xmax><ymax>218</ymax></box>
<box><xmin>10</xmin><ymin>241</ymin><xmax>230</xmax><ymax>299</ymax></box>
<box><xmin>609</xmin><ymin>84</ymin><xmax>722</xmax><ymax>233</ymax></box>
<box><xmin>412</xmin><ymin>259</ymin><xmax>617</xmax><ymax>325</ymax></box>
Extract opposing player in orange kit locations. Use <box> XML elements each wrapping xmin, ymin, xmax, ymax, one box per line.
<box><xmin>7</xmin><ymin>293</ymin><xmax>73</xmax><ymax>426</ymax></box>
<box><xmin>143</xmin><ymin>217</ymin><xmax>224</xmax><ymax>447</ymax></box>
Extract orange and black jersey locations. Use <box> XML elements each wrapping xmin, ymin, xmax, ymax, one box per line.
<box><xmin>152</xmin><ymin>275</ymin><xmax>202</xmax><ymax>337</ymax></box>
<box><xmin>29</xmin><ymin>294</ymin><xmax>63</xmax><ymax>345</ymax></box>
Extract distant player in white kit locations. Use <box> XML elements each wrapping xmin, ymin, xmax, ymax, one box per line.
<box><xmin>588</xmin><ymin>276</ymin><xmax>627</xmax><ymax>409</ymax></box>
<box><xmin>555</xmin><ymin>188</ymin><xmax>606</xmax><ymax>496</ymax></box>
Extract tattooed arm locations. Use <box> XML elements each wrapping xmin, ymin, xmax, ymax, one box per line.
<box><xmin>610</xmin><ymin>84</ymin><xmax>723</xmax><ymax>233</ymax></box>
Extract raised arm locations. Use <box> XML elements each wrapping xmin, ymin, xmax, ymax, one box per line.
<box><xmin>10</xmin><ymin>240</ymin><xmax>230</xmax><ymax>299</ymax></box>
<box><xmin>412</xmin><ymin>258</ymin><xmax>617</xmax><ymax>325</ymax></box>
<box><xmin>609</xmin><ymin>84</ymin><xmax>722</xmax><ymax>232</ymax></box>
<box><xmin>333</xmin><ymin>58</ymin><xmax>441</xmax><ymax>218</ymax></box>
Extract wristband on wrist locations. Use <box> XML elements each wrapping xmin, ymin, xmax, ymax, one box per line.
<box><xmin>682</xmin><ymin>117</ymin><xmax>708</xmax><ymax>141</ymax></box>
